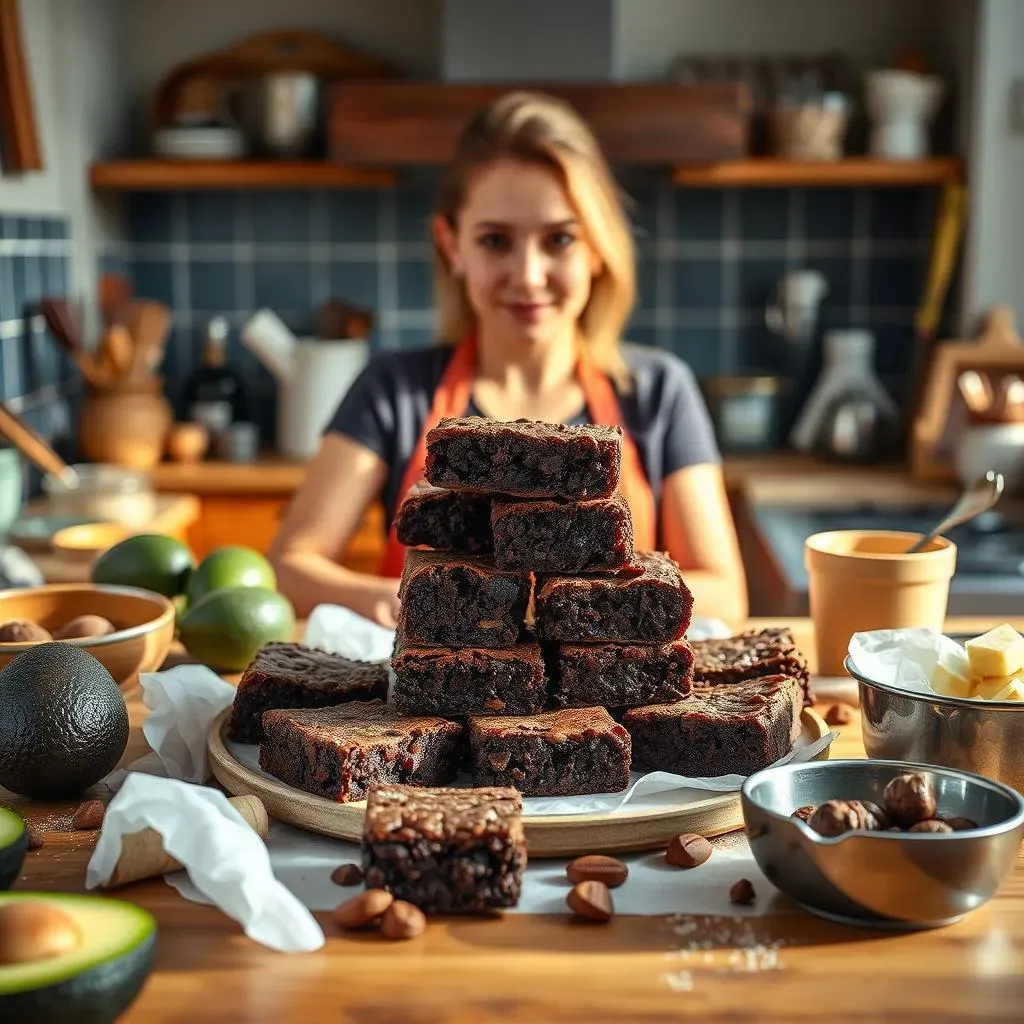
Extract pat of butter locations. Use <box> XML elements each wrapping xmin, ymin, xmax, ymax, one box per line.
<box><xmin>965</xmin><ymin>623</ymin><xmax>1024</xmax><ymax>679</ymax></box>
<box><xmin>972</xmin><ymin>673</ymin><xmax>1024</xmax><ymax>701</ymax></box>
<box><xmin>930</xmin><ymin>659</ymin><xmax>974</xmax><ymax>698</ymax></box>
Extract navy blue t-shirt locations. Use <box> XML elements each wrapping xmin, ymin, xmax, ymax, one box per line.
<box><xmin>326</xmin><ymin>343</ymin><xmax>721</xmax><ymax>522</ymax></box>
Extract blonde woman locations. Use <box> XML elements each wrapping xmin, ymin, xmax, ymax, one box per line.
<box><xmin>269</xmin><ymin>91</ymin><xmax>748</xmax><ymax>626</ymax></box>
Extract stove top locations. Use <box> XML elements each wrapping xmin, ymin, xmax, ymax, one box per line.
<box><xmin>754</xmin><ymin>502</ymin><xmax>1024</xmax><ymax>615</ymax></box>
<box><xmin>797</xmin><ymin>504</ymin><xmax>1024</xmax><ymax>577</ymax></box>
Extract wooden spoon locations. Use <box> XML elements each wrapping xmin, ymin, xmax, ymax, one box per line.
<box><xmin>39</xmin><ymin>297</ymin><xmax>107</xmax><ymax>388</ymax></box>
<box><xmin>0</xmin><ymin>403</ymin><xmax>78</xmax><ymax>488</ymax></box>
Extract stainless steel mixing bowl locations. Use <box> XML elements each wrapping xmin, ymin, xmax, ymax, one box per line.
<box><xmin>741</xmin><ymin>759</ymin><xmax>1024</xmax><ymax>929</ymax></box>
<box><xmin>845</xmin><ymin>635</ymin><xmax>1024</xmax><ymax>794</ymax></box>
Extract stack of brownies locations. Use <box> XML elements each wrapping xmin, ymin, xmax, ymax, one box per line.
<box><xmin>229</xmin><ymin>416</ymin><xmax>807</xmax><ymax>808</ymax></box>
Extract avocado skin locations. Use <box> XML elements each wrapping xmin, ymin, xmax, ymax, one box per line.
<box><xmin>1</xmin><ymin>929</ymin><xmax>155</xmax><ymax>1024</ymax></box>
<box><xmin>0</xmin><ymin>644</ymin><xmax>129</xmax><ymax>800</ymax></box>
<box><xmin>185</xmin><ymin>546</ymin><xmax>276</xmax><ymax>606</ymax></box>
<box><xmin>0</xmin><ymin>817</ymin><xmax>26</xmax><ymax>890</ymax></box>
<box><xmin>91</xmin><ymin>534</ymin><xmax>194</xmax><ymax>598</ymax></box>
<box><xmin>179</xmin><ymin>586</ymin><xmax>295</xmax><ymax>672</ymax></box>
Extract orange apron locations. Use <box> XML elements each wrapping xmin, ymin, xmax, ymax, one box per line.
<box><xmin>379</xmin><ymin>334</ymin><xmax>657</xmax><ymax>578</ymax></box>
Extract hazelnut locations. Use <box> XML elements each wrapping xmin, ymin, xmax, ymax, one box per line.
<box><xmin>665</xmin><ymin>834</ymin><xmax>712</xmax><ymax>869</ymax></box>
<box><xmin>943</xmin><ymin>816</ymin><xmax>979</xmax><ymax>832</ymax></box>
<box><xmin>25</xmin><ymin>824</ymin><xmax>44</xmax><ymax>850</ymax></box>
<box><xmin>729</xmin><ymin>879</ymin><xmax>756</xmax><ymax>905</ymax></box>
<box><xmin>824</xmin><ymin>703</ymin><xmax>856</xmax><ymax>725</ymax></box>
<box><xmin>53</xmin><ymin>615</ymin><xmax>116</xmax><ymax>640</ymax></box>
<box><xmin>330</xmin><ymin>864</ymin><xmax>363</xmax><ymax>887</ymax></box>
<box><xmin>808</xmin><ymin>799</ymin><xmax>887</xmax><ymax>836</ymax></box>
<box><xmin>909</xmin><ymin>819</ymin><xmax>953</xmax><ymax>834</ymax></box>
<box><xmin>883</xmin><ymin>773</ymin><xmax>937</xmax><ymax>828</ymax></box>
<box><xmin>0</xmin><ymin>620</ymin><xmax>52</xmax><ymax>643</ymax></box>
<box><xmin>71</xmin><ymin>801</ymin><xmax>105</xmax><ymax>831</ymax></box>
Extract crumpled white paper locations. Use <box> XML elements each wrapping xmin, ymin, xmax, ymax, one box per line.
<box><xmin>86</xmin><ymin>774</ymin><xmax>324</xmax><ymax>953</ymax></box>
<box><xmin>848</xmin><ymin>628</ymin><xmax>981</xmax><ymax>699</ymax></box>
<box><xmin>105</xmin><ymin>664</ymin><xmax>236</xmax><ymax>792</ymax></box>
<box><xmin>302</xmin><ymin>603</ymin><xmax>396</xmax><ymax>661</ymax></box>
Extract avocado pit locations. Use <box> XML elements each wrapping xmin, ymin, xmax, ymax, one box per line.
<box><xmin>0</xmin><ymin>902</ymin><xmax>82</xmax><ymax>966</ymax></box>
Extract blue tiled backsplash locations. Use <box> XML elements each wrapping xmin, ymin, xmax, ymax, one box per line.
<box><xmin>10</xmin><ymin>171</ymin><xmax>940</xmax><ymax>454</ymax></box>
<box><xmin>0</xmin><ymin>215</ymin><xmax>76</xmax><ymax>443</ymax></box>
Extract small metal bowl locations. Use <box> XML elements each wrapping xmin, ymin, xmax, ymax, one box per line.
<box><xmin>741</xmin><ymin>759</ymin><xmax>1024</xmax><ymax>929</ymax></box>
<box><xmin>845</xmin><ymin>636</ymin><xmax>1024</xmax><ymax>794</ymax></box>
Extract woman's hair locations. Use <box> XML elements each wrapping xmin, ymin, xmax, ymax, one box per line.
<box><xmin>433</xmin><ymin>90</ymin><xmax>636</xmax><ymax>387</ymax></box>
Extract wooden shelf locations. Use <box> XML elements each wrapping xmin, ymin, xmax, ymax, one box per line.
<box><xmin>670</xmin><ymin>157</ymin><xmax>964</xmax><ymax>188</ymax></box>
<box><xmin>88</xmin><ymin>160</ymin><xmax>396</xmax><ymax>191</ymax></box>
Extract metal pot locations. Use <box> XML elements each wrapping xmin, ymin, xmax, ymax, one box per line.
<box><xmin>226</xmin><ymin>73</ymin><xmax>323</xmax><ymax>158</ymax></box>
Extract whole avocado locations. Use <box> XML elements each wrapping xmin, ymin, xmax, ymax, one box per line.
<box><xmin>178</xmin><ymin>587</ymin><xmax>295</xmax><ymax>671</ymax></box>
<box><xmin>186</xmin><ymin>546</ymin><xmax>277</xmax><ymax>606</ymax></box>
<box><xmin>91</xmin><ymin>534</ymin><xmax>194</xmax><ymax>598</ymax></box>
<box><xmin>0</xmin><ymin>644</ymin><xmax>129</xmax><ymax>800</ymax></box>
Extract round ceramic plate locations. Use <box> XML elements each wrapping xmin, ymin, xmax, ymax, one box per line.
<box><xmin>208</xmin><ymin>707</ymin><xmax>832</xmax><ymax>857</ymax></box>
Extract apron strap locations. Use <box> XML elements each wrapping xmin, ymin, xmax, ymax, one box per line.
<box><xmin>379</xmin><ymin>334</ymin><xmax>656</xmax><ymax>578</ymax></box>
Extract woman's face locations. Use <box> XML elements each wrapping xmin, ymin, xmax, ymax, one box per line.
<box><xmin>436</xmin><ymin>159</ymin><xmax>601</xmax><ymax>349</ymax></box>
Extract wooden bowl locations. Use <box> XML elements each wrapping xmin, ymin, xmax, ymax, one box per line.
<box><xmin>0</xmin><ymin>583</ymin><xmax>175</xmax><ymax>689</ymax></box>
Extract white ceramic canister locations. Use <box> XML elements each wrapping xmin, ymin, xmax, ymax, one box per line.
<box><xmin>277</xmin><ymin>339</ymin><xmax>369</xmax><ymax>459</ymax></box>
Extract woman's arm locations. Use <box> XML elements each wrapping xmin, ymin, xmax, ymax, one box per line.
<box><xmin>660</xmin><ymin>462</ymin><xmax>749</xmax><ymax>626</ymax></box>
<box><xmin>267</xmin><ymin>433</ymin><xmax>401</xmax><ymax>626</ymax></box>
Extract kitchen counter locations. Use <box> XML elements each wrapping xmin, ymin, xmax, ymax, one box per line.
<box><xmin>8</xmin><ymin>615</ymin><xmax>1024</xmax><ymax>1023</ymax></box>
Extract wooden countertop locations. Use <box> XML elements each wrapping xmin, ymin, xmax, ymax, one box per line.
<box><xmin>149</xmin><ymin>452</ymin><xmax>924</xmax><ymax>497</ymax></box>
<box><xmin>8</xmin><ymin>616</ymin><xmax>1024</xmax><ymax>1022</ymax></box>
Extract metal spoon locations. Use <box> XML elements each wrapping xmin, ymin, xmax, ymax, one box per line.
<box><xmin>905</xmin><ymin>470</ymin><xmax>1005</xmax><ymax>553</ymax></box>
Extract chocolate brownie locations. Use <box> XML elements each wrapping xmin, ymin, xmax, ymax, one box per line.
<box><xmin>623</xmin><ymin>675</ymin><xmax>802</xmax><ymax>778</ymax></box>
<box><xmin>227</xmin><ymin>642</ymin><xmax>389</xmax><ymax>743</ymax></box>
<box><xmin>549</xmin><ymin>638</ymin><xmax>694</xmax><ymax>709</ymax></box>
<box><xmin>690</xmin><ymin>627</ymin><xmax>812</xmax><ymax>706</ymax></box>
<box><xmin>258</xmin><ymin>702</ymin><xmax>462</xmax><ymax>803</ymax></box>
<box><xmin>395</xmin><ymin>479</ymin><xmax>493</xmax><ymax>556</ymax></box>
<box><xmin>535</xmin><ymin>552</ymin><xmax>693</xmax><ymax>643</ymax></box>
<box><xmin>468</xmin><ymin>707</ymin><xmax>631</xmax><ymax>796</ymax></box>
<box><xmin>424</xmin><ymin>416</ymin><xmax>622</xmax><ymax>499</ymax></box>
<box><xmin>397</xmin><ymin>549</ymin><xmax>530</xmax><ymax>648</ymax></box>
<box><xmin>490</xmin><ymin>492</ymin><xmax>635</xmax><ymax>572</ymax></box>
<box><xmin>361</xmin><ymin>783</ymin><xmax>526</xmax><ymax>912</ymax></box>
<box><xmin>392</xmin><ymin>637</ymin><xmax>547</xmax><ymax>716</ymax></box>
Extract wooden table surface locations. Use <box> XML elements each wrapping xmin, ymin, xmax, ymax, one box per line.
<box><xmin>7</xmin><ymin>617</ymin><xmax>1024</xmax><ymax>1023</ymax></box>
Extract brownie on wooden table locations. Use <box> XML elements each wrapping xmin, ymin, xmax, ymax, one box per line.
<box><xmin>397</xmin><ymin>548</ymin><xmax>530</xmax><ymax>648</ymax></box>
<box><xmin>258</xmin><ymin>702</ymin><xmax>463</xmax><ymax>803</ymax></box>
<box><xmin>392</xmin><ymin>636</ymin><xmax>547</xmax><ymax>716</ymax></box>
<box><xmin>535</xmin><ymin>552</ymin><xmax>693</xmax><ymax>643</ymax></box>
<box><xmin>468</xmin><ymin>707</ymin><xmax>631</xmax><ymax>797</ymax></box>
<box><xmin>227</xmin><ymin>642</ymin><xmax>389</xmax><ymax>744</ymax></box>
<box><xmin>490</xmin><ymin>492</ymin><xmax>635</xmax><ymax>572</ymax></box>
<box><xmin>623</xmin><ymin>675</ymin><xmax>803</xmax><ymax>778</ymax></box>
<box><xmin>549</xmin><ymin>638</ymin><xmax>694</xmax><ymax>709</ymax></box>
<box><xmin>395</xmin><ymin>479</ymin><xmax>493</xmax><ymax>556</ymax></box>
<box><xmin>690</xmin><ymin>627</ymin><xmax>812</xmax><ymax>706</ymax></box>
<box><xmin>361</xmin><ymin>783</ymin><xmax>527</xmax><ymax>913</ymax></box>
<box><xmin>425</xmin><ymin>416</ymin><xmax>622</xmax><ymax>500</ymax></box>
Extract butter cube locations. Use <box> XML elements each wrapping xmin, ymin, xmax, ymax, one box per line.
<box><xmin>930</xmin><ymin>660</ymin><xmax>974</xmax><ymax>698</ymax></box>
<box><xmin>972</xmin><ymin>672</ymin><xmax>1024</xmax><ymax>701</ymax></box>
<box><xmin>965</xmin><ymin>624</ymin><xmax>1024</xmax><ymax>680</ymax></box>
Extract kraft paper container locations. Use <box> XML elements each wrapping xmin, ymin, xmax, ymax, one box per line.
<box><xmin>805</xmin><ymin>531</ymin><xmax>957</xmax><ymax>677</ymax></box>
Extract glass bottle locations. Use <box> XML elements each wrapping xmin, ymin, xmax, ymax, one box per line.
<box><xmin>182</xmin><ymin>316</ymin><xmax>247</xmax><ymax>436</ymax></box>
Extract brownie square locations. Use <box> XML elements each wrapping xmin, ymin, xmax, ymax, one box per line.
<box><xmin>690</xmin><ymin>627</ymin><xmax>812</xmax><ymax>707</ymax></box>
<box><xmin>395</xmin><ymin>479</ymin><xmax>493</xmax><ymax>556</ymax></box>
<box><xmin>258</xmin><ymin>702</ymin><xmax>463</xmax><ymax>803</ymax></box>
<box><xmin>361</xmin><ymin>783</ymin><xmax>527</xmax><ymax>912</ymax></box>
<box><xmin>535</xmin><ymin>552</ymin><xmax>693</xmax><ymax>643</ymax></box>
<box><xmin>227</xmin><ymin>642</ymin><xmax>389</xmax><ymax>744</ymax></box>
<box><xmin>397</xmin><ymin>549</ymin><xmax>530</xmax><ymax>648</ymax></box>
<box><xmin>392</xmin><ymin>637</ymin><xmax>547</xmax><ymax>716</ymax></box>
<box><xmin>425</xmin><ymin>416</ymin><xmax>622</xmax><ymax>500</ymax></box>
<box><xmin>490</xmin><ymin>492</ymin><xmax>634</xmax><ymax>572</ymax></box>
<box><xmin>468</xmin><ymin>707</ymin><xmax>631</xmax><ymax>796</ymax></box>
<box><xmin>549</xmin><ymin>638</ymin><xmax>694</xmax><ymax>709</ymax></box>
<box><xmin>623</xmin><ymin>675</ymin><xmax>803</xmax><ymax>778</ymax></box>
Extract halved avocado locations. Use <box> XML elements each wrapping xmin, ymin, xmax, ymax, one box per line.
<box><xmin>0</xmin><ymin>809</ymin><xmax>26</xmax><ymax>890</ymax></box>
<box><xmin>0</xmin><ymin>893</ymin><xmax>156</xmax><ymax>1024</ymax></box>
